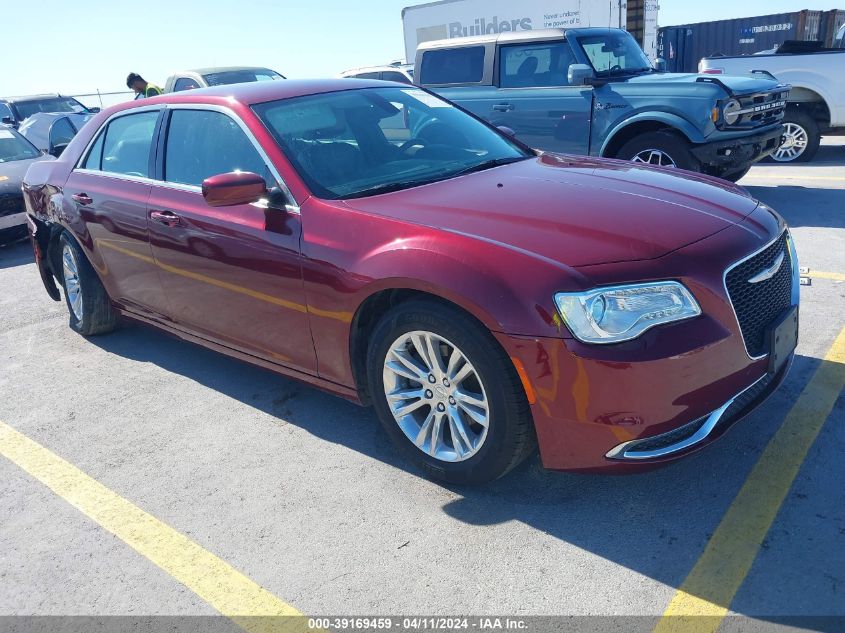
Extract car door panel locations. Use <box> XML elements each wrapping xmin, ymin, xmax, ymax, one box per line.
<box><xmin>147</xmin><ymin>107</ymin><xmax>316</xmax><ymax>374</ymax></box>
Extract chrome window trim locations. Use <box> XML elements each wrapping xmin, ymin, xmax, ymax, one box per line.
<box><xmin>722</xmin><ymin>227</ymin><xmax>792</xmax><ymax>361</ymax></box>
<box><xmin>72</xmin><ymin>102</ymin><xmax>300</xmax><ymax>214</ymax></box>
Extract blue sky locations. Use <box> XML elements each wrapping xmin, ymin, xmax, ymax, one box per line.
<box><xmin>4</xmin><ymin>0</ymin><xmax>842</xmax><ymax>103</ymax></box>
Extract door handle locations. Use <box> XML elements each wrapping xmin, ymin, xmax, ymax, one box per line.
<box><xmin>149</xmin><ymin>210</ymin><xmax>182</xmax><ymax>227</ymax></box>
<box><xmin>493</xmin><ymin>103</ymin><xmax>514</xmax><ymax>112</ymax></box>
<box><xmin>71</xmin><ymin>193</ymin><xmax>93</xmax><ymax>206</ymax></box>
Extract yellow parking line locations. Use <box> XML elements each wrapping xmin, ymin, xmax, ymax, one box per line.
<box><xmin>0</xmin><ymin>421</ymin><xmax>303</xmax><ymax>633</ymax></box>
<box><xmin>653</xmin><ymin>325</ymin><xmax>845</xmax><ymax>633</ymax></box>
<box><xmin>810</xmin><ymin>270</ymin><xmax>845</xmax><ymax>282</ymax></box>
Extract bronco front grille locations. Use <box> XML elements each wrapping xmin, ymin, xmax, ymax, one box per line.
<box><xmin>732</xmin><ymin>89</ymin><xmax>789</xmax><ymax>130</ymax></box>
<box><xmin>725</xmin><ymin>231</ymin><xmax>793</xmax><ymax>358</ymax></box>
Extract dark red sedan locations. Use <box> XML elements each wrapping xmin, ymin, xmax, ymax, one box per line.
<box><xmin>22</xmin><ymin>80</ymin><xmax>799</xmax><ymax>484</ymax></box>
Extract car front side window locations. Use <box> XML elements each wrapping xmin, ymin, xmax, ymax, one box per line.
<box><xmin>164</xmin><ymin>109</ymin><xmax>268</xmax><ymax>188</ymax></box>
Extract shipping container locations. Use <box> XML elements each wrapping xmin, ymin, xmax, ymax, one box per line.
<box><xmin>657</xmin><ymin>9</ymin><xmax>845</xmax><ymax>73</ymax></box>
<box><xmin>402</xmin><ymin>0</ymin><xmax>660</xmax><ymax>63</ymax></box>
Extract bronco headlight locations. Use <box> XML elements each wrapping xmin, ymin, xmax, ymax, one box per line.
<box><xmin>722</xmin><ymin>99</ymin><xmax>742</xmax><ymax>125</ymax></box>
<box><xmin>554</xmin><ymin>281</ymin><xmax>701</xmax><ymax>344</ymax></box>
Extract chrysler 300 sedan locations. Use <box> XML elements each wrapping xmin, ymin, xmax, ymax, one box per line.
<box><xmin>22</xmin><ymin>80</ymin><xmax>799</xmax><ymax>484</ymax></box>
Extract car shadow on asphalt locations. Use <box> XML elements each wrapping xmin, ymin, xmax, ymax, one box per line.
<box><xmin>87</xmin><ymin>322</ymin><xmax>841</xmax><ymax>627</ymax></box>
<box><xmin>745</xmin><ymin>185</ymin><xmax>845</xmax><ymax>230</ymax></box>
<box><xmin>0</xmin><ymin>239</ymin><xmax>33</xmax><ymax>270</ymax></box>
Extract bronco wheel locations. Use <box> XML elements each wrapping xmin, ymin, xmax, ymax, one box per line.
<box><xmin>59</xmin><ymin>232</ymin><xmax>117</xmax><ymax>336</ymax></box>
<box><xmin>616</xmin><ymin>131</ymin><xmax>700</xmax><ymax>171</ymax></box>
<box><xmin>367</xmin><ymin>300</ymin><xmax>536</xmax><ymax>485</ymax></box>
<box><xmin>769</xmin><ymin>109</ymin><xmax>820</xmax><ymax>163</ymax></box>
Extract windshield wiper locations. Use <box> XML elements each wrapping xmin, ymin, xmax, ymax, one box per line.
<box><xmin>343</xmin><ymin>178</ymin><xmax>443</xmax><ymax>199</ymax></box>
<box><xmin>450</xmin><ymin>156</ymin><xmax>529</xmax><ymax>178</ymax></box>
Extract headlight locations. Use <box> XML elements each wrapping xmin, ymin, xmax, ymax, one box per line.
<box><xmin>722</xmin><ymin>99</ymin><xmax>742</xmax><ymax>125</ymax></box>
<box><xmin>554</xmin><ymin>281</ymin><xmax>701</xmax><ymax>344</ymax></box>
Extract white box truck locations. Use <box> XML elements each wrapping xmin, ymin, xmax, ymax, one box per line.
<box><xmin>402</xmin><ymin>0</ymin><xmax>659</xmax><ymax>62</ymax></box>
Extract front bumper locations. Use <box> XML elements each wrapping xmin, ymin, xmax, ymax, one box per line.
<box><xmin>495</xmin><ymin>210</ymin><xmax>796</xmax><ymax>473</ymax></box>
<box><xmin>691</xmin><ymin>125</ymin><xmax>784</xmax><ymax>170</ymax></box>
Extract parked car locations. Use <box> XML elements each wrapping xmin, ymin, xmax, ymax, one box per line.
<box><xmin>415</xmin><ymin>28</ymin><xmax>789</xmax><ymax>181</ymax></box>
<box><xmin>0</xmin><ymin>126</ymin><xmax>53</xmax><ymax>243</ymax></box>
<box><xmin>0</xmin><ymin>94</ymin><xmax>97</xmax><ymax>128</ymax></box>
<box><xmin>700</xmin><ymin>44</ymin><xmax>845</xmax><ymax>162</ymax></box>
<box><xmin>164</xmin><ymin>66</ymin><xmax>286</xmax><ymax>92</ymax></box>
<box><xmin>23</xmin><ymin>80</ymin><xmax>798</xmax><ymax>484</ymax></box>
<box><xmin>18</xmin><ymin>112</ymin><xmax>94</xmax><ymax>157</ymax></box>
<box><xmin>340</xmin><ymin>62</ymin><xmax>415</xmax><ymax>84</ymax></box>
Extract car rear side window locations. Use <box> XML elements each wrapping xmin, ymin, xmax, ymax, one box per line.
<box><xmin>420</xmin><ymin>46</ymin><xmax>485</xmax><ymax>84</ymax></box>
<box><xmin>350</xmin><ymin>72</ymin><xmax>380</xmax><ymax>79</ymax></box>
<box><xmin>499</xmin><ymin>42</ymin><xmax>574</xmax><ymax>87</ymax></box>
<box><xmin>381</xmin><ymin>71</ymin><xmax>412</xmax><ymax>84</ymax></box>
<box><xmin>164</xmin><ymin>109</ymin><xmax>267</xmax><ymax>187</ymax></box>
<box><xmin>96</xmin><ymin>111</ymin><xmax>159</xmax><ymax>177</ymax></box>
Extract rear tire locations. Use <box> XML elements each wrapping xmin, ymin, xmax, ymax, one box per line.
<box><xmin>769</xmin><ymin>109</ymin><xmax>820</xmax><ymax>163</ymax></box>
<box><xmin>616</xmin><ymin>131</ymin><xmax>700</xmax><ymax>172</ymax></box>
<box><xmin>367</xmin><ymin>300</ymin><xmax>536</xmax><ymax>485</ymax></box>
<box><xmin>59</xmin><ymin>232</ymin><xmax>117</xmax><ymax>336</ymax></box>
<box><xmin>719</xmin><ymin>166</ymin><xmax>751</xmax><ymax>183</ymax></box>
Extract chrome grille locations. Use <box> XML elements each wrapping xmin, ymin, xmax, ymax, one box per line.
<box><xmin>725</xmin><ymin>232</ymin><xmax>793</xmax><ymax>358</ymax></box>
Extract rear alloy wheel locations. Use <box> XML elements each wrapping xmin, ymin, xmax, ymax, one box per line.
<box><xmin>616</xmin><ymin>131</ymin><xmax>700</xmax><ymax>172</ymax></box>
<box><xmin>770</xmin><ymin>110</ymin><xmax>820</xmax><ymax>163</ymax></box>
<box><xmin>367</xmin><ymin>301</ymin><xmax>536</xmax><ymax>485</ymax></box>
<box><xmin>59</xmin><ymin>232</ymin><xmax>118</xmax><ymax>336</ymax></box>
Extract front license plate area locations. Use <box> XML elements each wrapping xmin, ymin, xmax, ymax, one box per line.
<box><xmin>768</xmin><ymin>306</ymin><xmax>798</xmax><ymax>375</ymax></box>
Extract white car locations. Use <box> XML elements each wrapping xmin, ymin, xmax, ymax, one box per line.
<box><xmin>163</xmin><ymin>66</ymin><xmax>285</xmax><ymax>93</ymax></box>
<box><xmin>700</xmin><ymin>43</ymin><xmax>845</xmax><ymax>162</ymax></box>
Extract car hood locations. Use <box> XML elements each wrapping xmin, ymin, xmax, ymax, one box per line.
<box><xmin>341</xmin><ymin>154</ymin><xmax>759</xmax><ymax>267</ymax></box>
<box><xmin>623</xmin><ymin>72</ymin><xmax>782</xmax><ymax>95</ymax></box>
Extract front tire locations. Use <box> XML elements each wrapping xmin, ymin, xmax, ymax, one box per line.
<box><xmin>616</xmin><ymin>131</ymin><xmax>701</xmax><ymax>172</ymax></box>
<box><xmin>769</xmin><ymin>109</ymin><xmax>820</xmax><ymax>163</ymax></box>
<box><xmin>367</xmin><ymin>300</ymin><xmax>536</xmax><ymax>485</ymax></box>
<box><xmin>59</xmin><ymin>232</ymin><xmax>117</xmax><ymax>336</ymax></box>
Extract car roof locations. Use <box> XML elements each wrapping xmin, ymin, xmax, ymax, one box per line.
<box><xmin>176</xmin><ymin>66</ymin><xmax>279</xmax><ymax>76</ymax></box>
<box><xmin>1</xmin><ymin>93</ymin><xmax>66</xmax><ymax>103</ymax></box>
<box><xmin>417</xmin><ymin>26</ymin><xmax>625</xmax><ymax>50</ymax></box>
<box><xmin>106</xmin><ymin>78</ymin><xmax>390</xmax><ymax>113</ymax></box>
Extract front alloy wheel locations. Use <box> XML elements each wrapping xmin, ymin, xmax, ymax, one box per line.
<box><xmin>772</xmin><ymin>122</ymin><xmax>809</xmax><ymax>162</ymax></box>
<box><xmin>631</xmin><ymin>149</ymin><xmax>677</xmax><ymax>167</ymax></box>
<box><xmin>383</xmin><ymin>330</ymin><xmax>489</xmax><ymax>462</ymax></box>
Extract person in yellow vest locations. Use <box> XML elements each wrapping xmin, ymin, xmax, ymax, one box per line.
<box><xmin>126</xmin><ymin>73</ymin><xmax>162</xmax><ymax>99</ymax></box>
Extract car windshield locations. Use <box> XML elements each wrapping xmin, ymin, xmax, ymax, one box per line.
<box><xmin>253</xmin><ymin>86</ymin><xmax>531</xmax><ymax>199</ymax></box>
<box><xmin>15</xmin><ymin>97</ymin><xmax>89</xmax><ymax>120</ymax></box>
<box><xmin>576</xmin><ymin>32</ymin><xmax>653</xmax><ymax>76</ymax></box>
<box><xmin>203</xmin><ymin>70</ymin><xmax>285</xmax><ymax>86</ymax></box>
<box><xmin>0</xmin><ymin>128</ymin><xmax>40</xmax><ymax>162</ymax></box>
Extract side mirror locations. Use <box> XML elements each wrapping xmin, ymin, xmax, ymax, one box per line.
<box><xmin>49</xmin><ymin>142</ymin><xmax>69</xmax><ymax>158</ymax></box>
<box><xmin>496</xmin><ymin>125</ymin><xmax>517</xmax><ymax>138</ymax></box>
<box><xmin>1</xmin><ymin>116</ymin><xmax>13</xmax><ymax>126</ymax></box>
<box><xmin>89</xmin><ymin>107</ymin><xmax>101</xmax><ymax>113</ymax></box>
<box><xmin>653</xmin><ymin>58</ymin><xmax>667</xmax><ymax>72</ymax></box>
<box><xmin>567</xmin><ymin>63</ymin><xmax>595</xmax><ymax>86</ymax></box>
<box><xmin>202</xmin><ymin>171</ymin><xmax>267</xmax><ymax>207</ymax></box>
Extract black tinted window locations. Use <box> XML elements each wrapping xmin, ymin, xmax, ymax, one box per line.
<box><xmin>173</xmin><ymin>78</ymin><xmax>201</xmax><ymax>92</ymax></box>
<box><xmin>500</xmin><ymin>42</ymin><xmax>574</xmax><ymax>87</ymax></box>
<box><xmin>381</xmin><ymin>71</ymin><xmax>412</xmax><ymax>84</ymax></box>
<box><xmin>420</xmin><ymin>46</ymin><xmax>485</xmax><ymax>84</ymax></box>
<box><xmin>101</xmin><ymin>111</ymin><xmax>158</xmax><ymax>177</ymax></box>
<box><xmin>164</xmin><ymin>110</ymin><xmax>266</xmax><ymax>187</ymax></box>
<box><xmin>351</xmin><ymin>72</ymin><xmax>380</xmax><ymax>79</ymax></box>
<box><xmin>49</xmin><ymin>117</ymin><xmax>76</xmax><ymax>149</ymax></box>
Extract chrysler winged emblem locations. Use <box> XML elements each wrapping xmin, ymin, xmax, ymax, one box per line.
<box><xmin>748</xmin><ymin>251</ymin><xmax>785</xmax><ymax>284</ymax></box>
